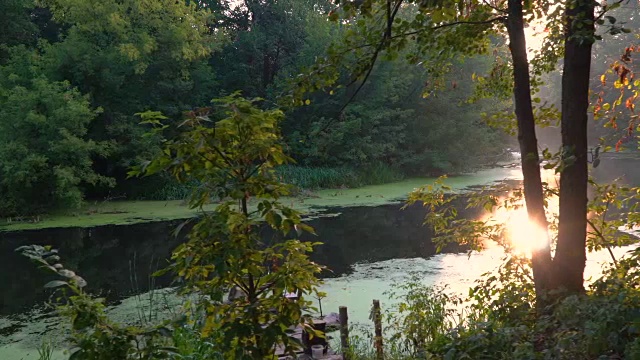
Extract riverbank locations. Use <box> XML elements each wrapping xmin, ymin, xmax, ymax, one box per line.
<box><xmin>0</xmin><ymin>167</ymin><xmax>522</xmax><ymax>231</ymax></box>
<box><xmin>1</xmin><ymin>159</ymin><xmax>637</xmax><ymax>359</ymax></box>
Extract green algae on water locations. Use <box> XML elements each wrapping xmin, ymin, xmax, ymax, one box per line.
<box><xmin>0</xmin><ymin>168</ymin><xmax>522</xmax><ymax>231</ymax></box>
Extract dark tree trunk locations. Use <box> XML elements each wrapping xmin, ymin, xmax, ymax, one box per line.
<box><xmin>552</xmin><ymin>0</ymin><xmax>595</xmax><ymax>293</ymax></box>
<box><xmin>506</xmin><ymin>0</ymin><xmax>553</xmax><ymax>297</ymax></box>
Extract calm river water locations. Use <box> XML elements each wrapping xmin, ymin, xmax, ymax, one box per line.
<box><xmin>1</xmin><ymin>153</ymin><xmax>639</xmax><ymax>359</ymax></box>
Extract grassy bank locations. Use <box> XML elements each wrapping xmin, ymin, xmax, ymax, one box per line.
<box><xmin>0</xmin><ymin>167</ymin><xmax>522</xmax><ymax>231</ymax></box>
<box><xmin>137</xmin><ymin>164</ymin><xmax>405</xmax><ymax>201</ymax></box>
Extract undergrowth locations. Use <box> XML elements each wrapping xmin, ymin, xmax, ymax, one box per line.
<box><xmin>347</xmin><ymin>251</ymin><xmax>640</xmax><ymax>360</ymax></box>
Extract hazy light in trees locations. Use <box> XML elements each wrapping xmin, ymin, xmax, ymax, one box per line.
<box><xmin>484</xmin><ymin>169</ymin><xmax>559</xmax><ymax>256</ymax></box>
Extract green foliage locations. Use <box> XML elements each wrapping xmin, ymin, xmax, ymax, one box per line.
<box><xmin>376</xmin><ymin>158</ymin><xmax>640</xmax><ymax>359</ymax></box>
<box><xmin>170</xmin><ymin>326</ymin><xmax>224</xmax><ymax>360</ymax></box>
<box><xmin>16</xmin><ymin>94</ymin><xmax>325</xmax><ymax>359</ymax></box>
<box><xmin>347</xmin><ymin>248</ymin><xmax>640</xmax><ymax>359</ymax></box>
<box><xmin>0</xmin><ymin>0</ymin><xmax>221</xmax><ymax>211</ymax></box>
<box><xmin>0</xmin><ymin>0</ymin><xmax>516</xmax><ymax>212</ymax></box>
<box><xmin>586</xmin><ymin>179</ymin><xmax>640</xmax><ymax>256</ymax></box>
<box><xmin>139</xmin><ymin>180</ymin><xmax>194</xmax><ymax>201</ymax></box>
<box><xmin>38</xmin><ymin>0</ymin><xmax>218</xmax><ymax>192</ymax></box>
<box><xmin>37</xmin><ymin>339</ymin><xmax>54</xmax><ymax>360</ymax></box>
<box><xmin>17</xmin><ymin>245</ymin><xmax>176</xmax><ymax>360</ymax></box>
<box><xmin>467</xmin><ymin>256</ymin><xmax>536</xmax><ymax>326</ymax></box>
<box><xmin>0</xmin><ymin>50</ymin><xmax>112</xmax><ymax>216</ymax></box>
<box><xmin>405</xmin><ymin>177</ymin><xmax>509</xmax><ymax>253</ymax></box>
<box><xmin>0</xmin><ymin>0</ymin><xmax>37</xmax><ymax>62</ymax></box>
<box><xmin>277</xmin><ymin>165</ymin><xmax>361</xmax><ymax>190</ymax></box>
<box><xmin>385</xmin><ymin>277</ymin><xmax>463</xmax><ymax>354</ymax></box>
<box><xmin>213</xmin><ymin>0</ymin><xmax>330</xmax><ymax>99</ymax></box>
<box><xmin>134</xmin><ymin>94</ymin><xmax>324</xmax><ymax>358</ymax></box>
<box><xmin>344</xmin><ymin>330</ymin><xmax>413</xmax><ymax>360</ymax></box>
<box><xmin>287</xmin><ymin>56</ymin><xmax>507</xmax><ymax>175</ymax></box>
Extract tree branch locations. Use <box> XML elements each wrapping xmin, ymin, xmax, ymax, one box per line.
<box><xmin>390</xmin><ymin>16</ymin><xmax>507</xmax><ymax>40</ymax></box>
<box><xmin>315</xmin><ymin>14</ymin><xmax>506</xmax><ymax>137</ymax></box>
<box><xmin>594</xmin><ymin>0</ymin><xmax>626</xmax><ymax>23</ymax></box>
<box><xmin>586</xmin><ymin>217</ymin><xmax>618</xmax><ymax>265</ymax></box>
<box><xmin>313</xmin><ymin>0</ymin><xmax>404</xmax><ymax>135</ymax></box>
<box><xmin>482</xmin><ymin>0</ymin><xmax>508</xmax><ymax>14</ymax></box>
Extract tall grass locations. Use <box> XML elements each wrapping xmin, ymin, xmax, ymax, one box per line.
<box><xmin>135</xmin><ymin>180</ymin><xmax>196</xmax><ymax>201</ymax></box>
<box><xmin>132</xmin><ymin>163</ymin><xmax>403</xmax><ymax>201</ymax></box>
<box><xmin>37</xmin><ymin>339</ymin><xmax>54</xmax><ymax>360</ymax></box>
<box><xmin>337</xmin><ymin>325</ymin><xmax>415</xmax><ymax>360</ymax></box>
<box><xmin>276</xmin><ymin>163</ymin><xmax>404</xmax><ymax>190</ymax></box>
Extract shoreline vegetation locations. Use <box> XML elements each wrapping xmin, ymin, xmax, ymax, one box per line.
<box><xmin>0</xmin><ymin>166</ymin><xmax>520</xmax><ymax>232</ymax></box>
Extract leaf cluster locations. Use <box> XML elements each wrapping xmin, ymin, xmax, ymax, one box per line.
<box><xmin>134</xmin><ymin>94</ymin><xmax>324</xmax><ymax>358</ymax></box>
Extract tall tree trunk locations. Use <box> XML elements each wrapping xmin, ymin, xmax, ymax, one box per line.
<box><xmin>506</xmin><ymin>0</ymin><xmax>553</xmax><ymax>297</ymax></box>
<box><xmin>553</xmin><ymin>0</ymin><xmax>595</xmax><ymax>293</ymax></box>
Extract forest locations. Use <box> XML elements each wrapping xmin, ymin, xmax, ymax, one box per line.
<box><xmin>1</xmin><ymin>0</ymin><xmax>637</xmax><ymax>218</ymax></box>
<box><xmin>2</xmin><ymin>0</ymin><xmax>640</xmax><ymax>359</ymax></box>
<box><xmin>0</xmin><ymin>0</ymin><xmax>512</xmax><ymax>217</ymax></box>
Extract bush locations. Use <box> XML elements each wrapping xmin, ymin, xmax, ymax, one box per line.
<box><xmin>349</xmin><ymin>252</ymin><xmax>640</xmax><ymax>360</ymax></box>
<box><xmin>134</xmin><ymin>94</ymin><xmax>324</xmax><ymax>358</ymax></box>
<box><xmin>19</xmin><ymin>95</ymin><xmax>326</xmax><ymax>360</ymax></box>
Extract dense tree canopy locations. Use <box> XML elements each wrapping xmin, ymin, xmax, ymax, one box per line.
<box><xmin>0</xmin><ymin>47</ymin><xmax>110</xmax><ymax>215</ymax></box>
<box><xmin>0</xmin><ymin>0</ymin><xmax>510</xmax><ymax>216</ymax></box>
<box><xmin>40</xmin><ymin>0</ymin><xmax>218</xmax><ymax>185</ymax></box>
<box><xmin>0</xmin><ymin>0</ymin><xmax>636</xmax><ymax>217</ymax></box>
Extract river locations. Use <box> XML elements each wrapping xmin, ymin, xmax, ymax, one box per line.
<box><xmin>1</xmin><ymin>154</ymin><xmax>639</xmax><ymax>359</ymax></box>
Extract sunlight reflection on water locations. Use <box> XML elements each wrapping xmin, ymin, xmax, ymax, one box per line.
<box><xmin>319</xmin><ymin>228</ymin><xmax>639</xmax><ymax>330</ymax></box>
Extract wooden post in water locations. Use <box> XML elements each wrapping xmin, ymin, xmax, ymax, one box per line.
<box><xmin>339</xmin><ymin>306</ymin><xmax>349</xmax><ymax>360</ymax></box>
<box><xmin>373</xmin><ymin>299</ymin><xmax>384</xmax><ymax>360</ymax></box>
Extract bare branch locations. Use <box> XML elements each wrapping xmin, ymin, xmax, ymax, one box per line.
<box><xmin>391</xmin><ymin>16</ymin><xmax>507</xmax><ymax>40</ymax></box>
<box><xmin>482</xmin><ymin>0</ymin><xmax>508</xmax><ymax>14</ymax></box>
<box><xmin>594</xmin><ymin>0</ymin><xmax>627</xmax><ymax>23</ymax></box>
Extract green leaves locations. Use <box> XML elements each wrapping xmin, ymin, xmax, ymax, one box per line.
<box><xmin>385</xmin><ymin>277</ymin><xmax>463</xmax><ymax>354</ymax></box>
<box><xmin>0</xmin><ymin>64</ymin><xmax>112</xmax><ymax>216</ymax></box>
<box><xmin>586</xmin><ymin>179</ymin><xmax>640</xmax><ymax>255</ymax></box>
<box><xmin>24</xmin><ymin>0</ymin><xmax>221</xmax><ymax>198</ymax></box>
<box><xmin>406</xmin><ymin>177</ymin><xmax>500</xmax><ymax>253</ymax></box>
<box><xmin>136</xmin><ymin>94</ymin><xmax>323</xmax><ymax>358</ymax></box>
<box><xmin>16</xmin><ymin>244</ymin><xmax>88</xmax><ymax>292</ymax></box>
<box><xmin>135</xmin><ymin>94</ymin><xmax>289</xmax><ymax>205</ymax></box>
<box><xmin>44</xmin><ymin>280</ymin><xmax>70</xmax><ymax>289</ymax></box>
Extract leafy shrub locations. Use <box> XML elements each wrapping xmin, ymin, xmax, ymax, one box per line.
<box><xmin>18</xmin><ymin>95</ymin><xmax>326</xmax><ymax>360</ymax></box>
<box><xmin>134</xmin><ymin>94</ymin><xmax>324</xmax><ymax>358</ymax></box>
<box><xmin>171</xmin><ymin>326</ymin><xmax>224</xmax><ymax>360</ymax></box>
<box><xmin>17</xmin><ymin>245</ymin><xmax>174</xmax><ymax>360</ymax></box>
<box><xmin>385</xmin><ymin>277</ymin><xmax>464</xmax><ymax>354</ymax></box>
<box><xmin>347</xmin><ymin>253</ymin><xmax>640</xmax><ymax>360</ymax></box>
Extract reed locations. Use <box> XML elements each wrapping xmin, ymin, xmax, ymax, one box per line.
<box><xmin>276</xmin><ymin>163</ymin><xmax>404</xmax><ymax>190</ymax></box>
<box><xmin>137</xmin><ymin>164</ymin><xmax>404</xmax><ymax>200</ymax></box>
